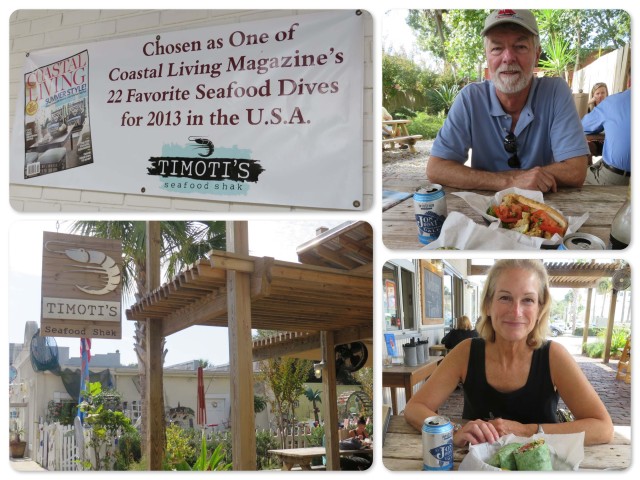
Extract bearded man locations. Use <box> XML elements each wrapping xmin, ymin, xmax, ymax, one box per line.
<box><xmin>426</xmin><ymin>10</ymin><xmax>589</xmax><ymax>192</ymax></box>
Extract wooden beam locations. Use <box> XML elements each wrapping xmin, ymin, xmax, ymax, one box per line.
<box><xmin>321</xmin><ymin>330</ymin><xmax>340</xmax><ymax>470</ymax></box>
<box><xmin>251</xmin><ymin>326</ymin><xmax>374</xmax><ymax>361</ymax></box>
<box><xmin>582</xmin><ymin>288</ymin><xmax>593</xmax><ymax>353</ymax></box>
<box><xmin>603</xmin><ymin>290</ymin><xmax>617</xmax><ymax>364</ymax></box>
<box><xmin>226</xmin><ymin>221</ymin><xmax>257</xmax><ymax>470</ymax></box>
<box><xmin>145</xmin><ymin>221</ymin><xmax>165</xmax><ymax>471</ymax></box>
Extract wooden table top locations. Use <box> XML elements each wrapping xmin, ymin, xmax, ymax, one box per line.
<box><xmin>382</xmin><ymin>185</ymin><xmax>626</xmax><ymax>250</ymax></box>
<box><xmin>382</xmin><ymin>359</ymin><xmax>440</xmax><ymax>388</ymax></box>
<box><xmin>382</xmin><ymin>415</ymin><xmax>631</xmax><ymax>471</ymax></box>
<box><xmin>383</xmin><ymin>119</ymin><xmax>411</xmax><ymax>125</ymax></box>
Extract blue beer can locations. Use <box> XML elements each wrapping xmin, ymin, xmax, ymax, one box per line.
<box><xmin>414</xmin><ymin>185</ymin><xmax>447</xmax><ymax>245</ymax></box>
<box><xmin>422</xmin><ymin>415</ymin><xmax>454</xmax><ymax>470</ymax></box>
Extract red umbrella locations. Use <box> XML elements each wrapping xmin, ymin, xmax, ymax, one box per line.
<box><xmin>197</xmin><ymin>366</ymin><xmax>206</xmax><ymax>426</ymax></box>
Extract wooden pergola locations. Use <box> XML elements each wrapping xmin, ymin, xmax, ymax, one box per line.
<box><xmin>125</xmin><ymin>221</ymin><xmax>373</xmax><ymax>471</ymax></box>
<box><xmin>469</xmin><ymin>260</ymin><xmax>626</xmax><ymax>363</ymax></box>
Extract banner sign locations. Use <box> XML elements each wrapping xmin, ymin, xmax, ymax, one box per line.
<box><xmin>11</xmin><ymin>11</ymin><xmax>365</xmax><ymax>210</ymax></box>
<box><xmin>41</xmin><ymin>232</ymin><xmax>123</xmax><ymax>339</ymax></box>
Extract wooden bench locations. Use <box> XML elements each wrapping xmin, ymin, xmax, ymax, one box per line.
<box><xmin>382</xmin><ymin>135</ymin><xmax>423</xmax><ymax>152</ymax></box>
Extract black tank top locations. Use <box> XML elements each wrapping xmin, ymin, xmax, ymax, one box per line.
<box><xmin>462</xmin><ymin>338</ymin><xmax>559</xmax><ymax>424</ymax></box>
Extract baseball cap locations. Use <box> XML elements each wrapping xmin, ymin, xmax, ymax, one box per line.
<box><xmin>481</xmin><ymin>9</ymin><xmax>539</xmax><ymax>36</ymax></box>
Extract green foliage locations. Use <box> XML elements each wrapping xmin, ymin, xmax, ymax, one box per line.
<box><xmin>46</xmin><ymin>400</ymin><xmax>77</xmax><ymax>425</ymax></box>
<box><xmin>305</xmin><ymin>425</ymin><xmax>325</xmax><ymax>447</ymax></box>
<box><xmin>165</xmin><ymin>424</ymin><xmax>196</xmax><ymax>470</ymax></box>
<box><xmin>392</xmin><ymin>106</ymin><xmax>418</xmax><ymax>120</ymax></box>
<box><xmin>258</xmin><ymin>356</ymin><xmax>311</xmax><ymax>446</ymax></box>
<box><xmin>382</xmin><ymin>52</ymin><xmax>439</xmax><ymax>103</ymax></box>
<box><xmin>175</xmin><ymin>431</ymin><xmax>231</xmax><ymax>471</ymax></box>
<box><xmin>405</xmin><ymin>111</ymin><xmax>445</xmax><ymax>140</ymax></box>
<box><xmin>598</xmin><ymin>326</ymin><xmax>629</xmax><ymax>357</ymax></box>
<box><xmin>583</xmin><ymin>341</ymin><xmax>604</xmax><ymax>358</ymax></box>
<box><xmin>254</xmin><ymin>395</ymin><xmax>268</xmax><ymax>414</ymax></box>
<box><xmin>574</xmin><ymin>327</ymin><xmax>601</xmax><ymax>337</ymax></box>
<box><xmin>255</xmin><ymin>430</ymin><xmax>280</xmax><ymax>470</ymax></box>
<box><xmin>113</xmin><ymin>429</ymin><xmax>141</xmax><ymax>471</ymax></box>
<box><xmin>427</xmin><ymin>84</ymin><xmax>461</xmax><ymax>114</ymax></box>
<box><xmin>539</xmin><ymin>35</ymin><xmax>574</xmax><ymax>79</ymax></box>
<box><xmin>78</xmin><ymin>381</ymin><xmax>135</xmax><ymax>471</ymax></box>
<box><xmin>583</xmin><ymin>326</ymin><xmax>629</xmax><ymax>358</ymax></box>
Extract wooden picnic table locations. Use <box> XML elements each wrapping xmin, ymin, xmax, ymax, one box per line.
<box><xmin>269</xmin><ymin>446</ymin><xmax>373</xmax><ymax>471</ymax></box>
<box><xmin>382</xmin><ymin>185</ymin><xmax>626</xmax><ymax>250</ymax></box>
<box><xmin>383</xmin><ymin>119</ymin><xmax>422</xmax><ymax>153</ymax></box>
<box><xmin>382</xmin><ymin>359</ymin><xmax>441</xmax><ymax>416</ymax></box>
<box><xmin>382</xmin><ymin>415</ymin><xmax>631</xmax><ymax>471</ymax></box>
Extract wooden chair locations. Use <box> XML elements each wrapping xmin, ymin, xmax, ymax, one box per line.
<box><xmin>616</xmin><ymin>337</ymin><xmax>631</xmax><ymax>384</ymax></box>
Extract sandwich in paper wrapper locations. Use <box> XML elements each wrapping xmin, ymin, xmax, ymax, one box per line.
<box><xmin>426</xmin><ymin>188</ymin><xmax>588</xmax><ymax>249</ymax></box>
<box><xmin>459</xmin><ymin>432</ymin><xmax>585</xmax><ymax>471</ymax></box>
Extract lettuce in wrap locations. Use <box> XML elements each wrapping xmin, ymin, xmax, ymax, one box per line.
<box><xmin>513</xmin><ymin>439</ymin><xmax>553</xmax><ymax>471</ymax></box>
<box><xmin>487</xmin><ymin>443</ymin><xmax>522</xmax><ymax>470</ymax></box>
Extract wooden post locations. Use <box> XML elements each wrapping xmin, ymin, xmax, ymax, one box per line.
<box><xmin>226</xmin><ymin>221</ymin><xmax>257</xmax><ymax>470</ymax></box>
<box><xmin>582</xmin><ymin>288</ymin><xmax>593</xmax><ymax>354</ymax></box>
<box><xmin>321</xmin><ymin>330</ymin><xmax>340</xmax><ymax>471</ymax></box>
<box><xmin>145</xmin><ymin>221</ymin><xmax>165</xmax><ymax>470</ymax></box>
<box><xmin>603</xmin><ymin>290</ymin><xmax>618</xmax><ymax>364</ymax></box>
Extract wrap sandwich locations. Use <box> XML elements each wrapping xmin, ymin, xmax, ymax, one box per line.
<box><xmin>513</xmin><ymin>439</ymin><xmax>553</xmax><ymax>471</ymax></box>
<box><xmin>487</xmin><ymin>443</ymin><xmax>522</xmax><ymax>470</ymax></box>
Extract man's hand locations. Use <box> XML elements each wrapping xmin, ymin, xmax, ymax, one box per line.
<box><xmin>509</xmin><ymin>167</ymin><xmax>558</xmax><ymax>192</ymax></box>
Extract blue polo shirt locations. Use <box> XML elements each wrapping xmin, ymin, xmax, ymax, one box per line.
<box><xmin>431</xmin><ymin>77</ymin><xmax>590</xmax><ymax>171</ymax></box>
<box><xmin>582</xmin><ymin>89</ymin><xmax>631</xmax><ymax>172</ymax></box>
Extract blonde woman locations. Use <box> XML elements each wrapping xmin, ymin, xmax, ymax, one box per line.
<box><xmin>404</xmin><ymin>259</ymin><xmax>613</xmax><ymax>447</ymax></box>
<box><xmin>587</xmin><ymin>82</ymin><xmax>609</xmax><ymax>113</ymax></box>
<box><xmin>441</xmin><ymin>315</ymin><xmax>478</xmax><ymax>350</ymax></box>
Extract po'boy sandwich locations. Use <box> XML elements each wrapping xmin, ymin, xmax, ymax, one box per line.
<box><xmin>486</xmin><ymin>193</ymin><xmax>567</xmax><ymax>239</ymax></box>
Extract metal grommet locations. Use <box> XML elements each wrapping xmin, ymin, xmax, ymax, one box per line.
<box><xmin>141</xmin><ymin>187</ymin><xmax>146</xmax><ymax>193</ymax></box>
<box><xmin>353</xmin><ymin>200</ymin><xmax>361</xmax><ymax>208</ymax></box>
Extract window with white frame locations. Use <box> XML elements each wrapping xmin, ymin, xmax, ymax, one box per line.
<box><xmin>383</xmin><ymin>261</ymin><xmax>416</xmax><ymax>331</ymax></box>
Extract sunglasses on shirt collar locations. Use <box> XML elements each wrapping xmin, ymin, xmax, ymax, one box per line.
<box><xmin>503</xmin><ymin>132</ymin><xmax>521</xmax><ymax>169</ymax></box>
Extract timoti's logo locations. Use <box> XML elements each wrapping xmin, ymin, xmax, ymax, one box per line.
<box><xmin>147</xmin><ymin>136</ymin><xmax>265</xmax><ymax>183</ymax></box>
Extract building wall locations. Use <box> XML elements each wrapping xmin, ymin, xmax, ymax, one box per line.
<box><xmin>10</xmin><ymin>343</ymin><xmax>272</xmax><ymax>457</ymax></box>
<box><xmin>9</xmin><ymin>9</ymin><xmax>374</xmax><ymax>212</ymax></box>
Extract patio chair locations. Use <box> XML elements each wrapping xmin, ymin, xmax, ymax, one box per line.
<box><xmin>616</xmin><ymin>337</ymin><xmax>631</xmax><ymax>384</ymax></box>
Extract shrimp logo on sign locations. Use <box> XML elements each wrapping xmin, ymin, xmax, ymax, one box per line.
<box><xmin>45</xmin><ymin>241</ymin><xmax>121</xmax><ymax>296</ymax></box>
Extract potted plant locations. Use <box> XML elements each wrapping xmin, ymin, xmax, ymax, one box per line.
<box><xmin>9</xmin><ymin>426</ymin><xmax>27</xmax><ymax>459</ymax></box>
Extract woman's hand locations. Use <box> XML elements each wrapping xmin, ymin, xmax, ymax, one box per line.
<box><xmin>488</xmin><ymin>418</ymin><xmax>537</xmax><ymax>438</ymax></box>
<box><xmin>453</xmin><ymin>419</ymin><xmax>500</xmax><ymax>447</ymax></box>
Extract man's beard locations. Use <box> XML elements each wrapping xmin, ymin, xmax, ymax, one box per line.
<box><xmin>492</xmin><ymin>64</ymin><xmax>533</xmax><ymax>94</ymax></box>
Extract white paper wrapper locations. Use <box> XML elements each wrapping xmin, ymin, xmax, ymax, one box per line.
<box><xmin>423</xmin><ymin>212</ymin><xmax>544</xmax><ymax>250</ymax></box>
<box><xmin>458</xmin><ymin>432</ymin><xmax>585</xmax><ymax>471</ymax></box>
<box><xmin>452</xmin><ymin>187</ymin><xmax>589</xmax><ymax>248</ymax></box>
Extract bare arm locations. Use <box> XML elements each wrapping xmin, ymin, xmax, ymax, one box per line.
<box><xmin>485</xmin><ymin>342</ymin><xmax>613</xmax><ymax>445</ymax></box>
<box><xmin>404</xmin><ymin>340</ymin><xmax>500</xmax><ymax>447</ymax></box>
<box><xmin>547</xmin><ymin>341</ymin><xmax>613</xmax><ymax>444</ymax></box>
<box><xmin>427</xmin><ymin>155</ymin><xmax>587</xmax><ymax>192</ymax></box>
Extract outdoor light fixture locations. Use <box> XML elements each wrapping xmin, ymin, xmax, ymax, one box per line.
<box><xmin>314</xmin><ymin>360</ymin><xmax>326</xmax><ymax>379</ymax></box>
<box><xmin>314</xmin><ymin>331</ymin><xmax>327</xmax><ymax>379</ymax></box>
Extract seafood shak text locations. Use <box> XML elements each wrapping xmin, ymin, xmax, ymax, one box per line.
<box><xmin>147</xmin><ymin>157</ymin><xmax>265</xmax><ymax>182</ymax></box>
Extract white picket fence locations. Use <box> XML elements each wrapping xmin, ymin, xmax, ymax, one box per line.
<box><xmin>34</xmin><ymin>422</ymin><xmax>112</xmax><ymax>471</ymax></box>
<box><xmin>35</xmin><ymin>423</ymin><xmax>316</xmax><ymax>470</ymax></box>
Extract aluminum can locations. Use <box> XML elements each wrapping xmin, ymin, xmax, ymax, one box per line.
<box><xmin>558</xmin><ymin>233</ymin><xmax>606</xmax><ymax>250</ymax></box>
<box><xmin>422</xmin><ymin>415</ymin><xmax>454</xmax><ymax>470</ymax></box>
<box><xmin>414</xmin><ymin>185</ymin><xmax>447</xmax><ymax>245</ymax></box>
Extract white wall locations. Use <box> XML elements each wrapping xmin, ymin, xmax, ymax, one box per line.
<box><xmin>9</xmin><ymin>9</ymin><xmax>373</xmax><ymax>212</ymax></box>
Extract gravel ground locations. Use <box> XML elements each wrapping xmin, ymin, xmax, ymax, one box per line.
<box><xmin>382</xmin><ymin>139</ymin><xmax>433</xmax><ymax>182</ymax></box>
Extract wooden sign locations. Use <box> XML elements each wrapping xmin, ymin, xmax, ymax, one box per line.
<box><xmin>41</xmin><ymin>231</ymin><xmax>122</xmax><ymax>339</ymax></box>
